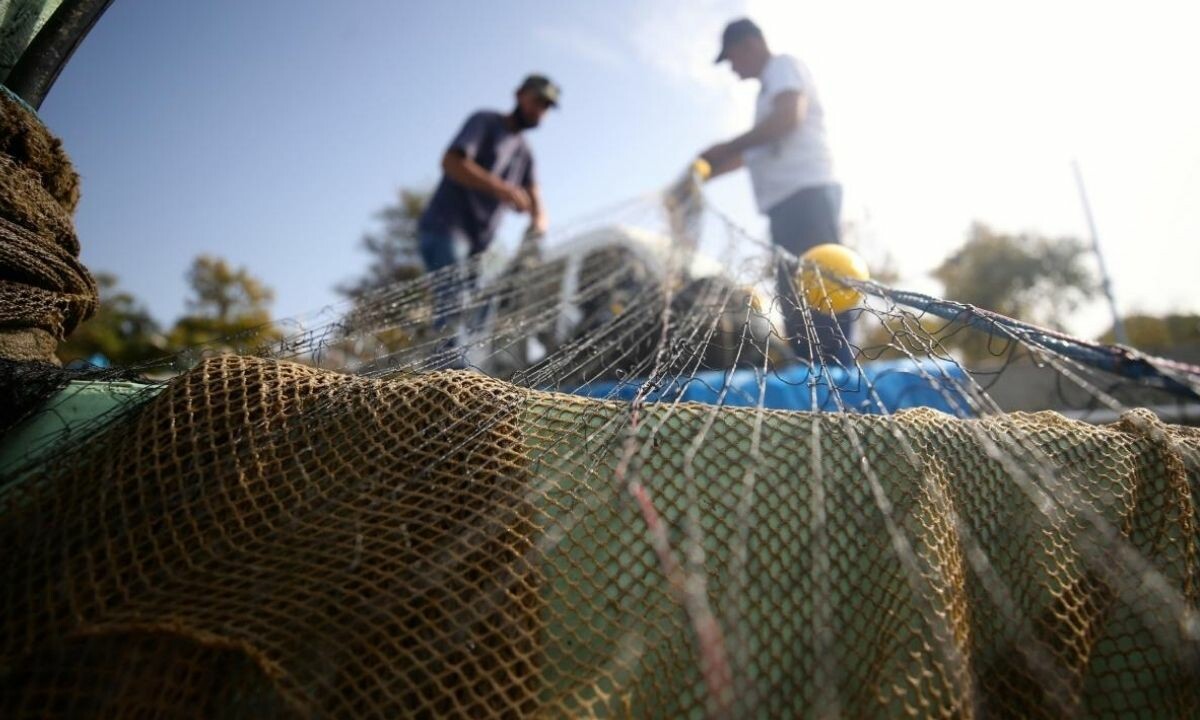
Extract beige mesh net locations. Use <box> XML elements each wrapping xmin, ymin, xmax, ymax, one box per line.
<box><xmin>3</xmin><ymin>355</ymin><xmax>1197</xmax><ymax>717</ymax></box>
<box><xmin>4</xmin><ymin>62</ymin><xmax>1200</xmax><ymax>719</ymax></box>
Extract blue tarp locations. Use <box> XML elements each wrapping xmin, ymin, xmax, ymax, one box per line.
<box><xmin>566</xmin><ymin>359</ymin><xmax>972</xmax><ymax>415</ymax></box>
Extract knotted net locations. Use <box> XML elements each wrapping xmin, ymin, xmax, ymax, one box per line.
<box><xmin>2</xmin><ymin>354</ymin><xmax>1198</xmax><ymax>718</ymax></box>
<box><xmin>3</xmin><ymin>79</ymin><xmax>1200</xmax><ymax>719</ymax></box>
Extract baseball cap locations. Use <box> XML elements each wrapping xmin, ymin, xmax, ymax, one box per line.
<box><xmin>518</xmin><ymin>74</ymin><xmax>561</xmax><ymax>108</ymax></box>
<box><xmin>715</xmin><ymin>18</ymin><xmax>763</xmax><ymax>63</ymax></box>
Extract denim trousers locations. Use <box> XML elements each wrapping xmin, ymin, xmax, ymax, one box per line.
<box><xmin>418</xmin><ymin>229</ymin><xmax>474</xmax><ymax>332</ymax></box>
<box><xmin>767</xmin><ymin>184</ymin><xmax>855</xmax><ymax>367</ymax></box>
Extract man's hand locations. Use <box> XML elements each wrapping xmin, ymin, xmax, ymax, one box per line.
<box><xmin>443</xmin><ymin>151</ymin><xmax>532</xmax><ymax>212</ymax></box>
<box><xmin>527</xmin><ymin>213</ymin><xmax>548</xmax><ymax>236</ymax></box>
<box><xmin>697</xmin><ymin>143</ymin><xmax>745</xmax><ymax>180</ymax></box>
<box><xmin>697</xmin><ymin>91</ymin><xmax>804</xmax><ymax>179</ymax></box>
<box><xmin>700</xmin><ymin>142</ymin><xmax>738</xmax><ymax>170</ymax></box>
<box><xmin>516</xmin><ymin>224</ymin><xmax>545</xmax><ymax>264</ymax></box>
<box><xmin>495</xmin><ymin>182</ymin><xmax>532</xmax><ymax>213</ymax></box>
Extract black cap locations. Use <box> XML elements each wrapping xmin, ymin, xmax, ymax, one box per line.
<box><xmin>518</xmin><ymin>74</ymin><xmax>561</xmax><ymax>107</ymax></box>
<box><xmin>715</xmin><ymin>18</ymin><xmax>763</xmax><ymax>63</ymax></box>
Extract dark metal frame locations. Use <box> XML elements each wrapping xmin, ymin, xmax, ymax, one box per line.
<box><xmin>4</xmin><ymin>0</ymin><xmax>113</xmax><ymax>109</ymax></box>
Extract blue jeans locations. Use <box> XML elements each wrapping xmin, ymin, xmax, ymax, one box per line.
<box><xmin>767</xmin><ymin>185</ymin><xmax>855</xmax><ymax>367</ymax></box>
<box><xmin>419</xmin><ymin>229</ymin><xmax>474</xmax><ymax>332</ymax></box>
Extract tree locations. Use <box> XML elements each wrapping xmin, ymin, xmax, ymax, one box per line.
<box><xmin>331</xmin><ymin>190</ymin><xmax>431</xmax><ymax>364</ymax></box>
<box><xmin>932</xmin><ymin>223</ymin><xmax>1099</xmax><ymax>361</ymax></box>
<box><xmin>167</xmin><ymin>255</ymin><xmax>282</xmax><ymax>352</ymax></box>
<box><xmin>856</xmin><ymin>313</ymin><xmax>959</xmax><ymax>363</ymax></box>
<box><xmin>57</xmin><ymin>273</ymin><xmax>166</xmax><ymax>365</ymax></box>
<box><xmin>1098</xmin><ymin>313</ymin><xmax>1200</xmax><ymax>354</ymax></box>
<box><xmin>338</xmin><ymin>189</ymin><xmax>429</xmax><ymax>299</ymax></box>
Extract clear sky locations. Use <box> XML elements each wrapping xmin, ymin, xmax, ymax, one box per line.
<box><xmin>39</xmin><ymin>0</ymin><xmax>1200</xmax><ymax>338</ymax></box>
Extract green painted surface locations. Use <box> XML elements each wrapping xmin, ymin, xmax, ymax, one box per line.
<box><xmin>0</xmin><ymin>0</ymin><xmax>64</xmax><ymax>82</ymax></box>
<box><xmin>0</xmin><ymin>379</ymin><xmax>161</xmax><ymax>474</ymax></box>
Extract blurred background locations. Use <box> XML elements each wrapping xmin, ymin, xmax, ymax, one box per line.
<box><xmin>23</xmin><ymin>0</ymin><xmax>1200</xmax><ymax>364</ymax></box>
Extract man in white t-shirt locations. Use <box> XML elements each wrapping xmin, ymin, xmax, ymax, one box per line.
<box><xmin>699</xmin><ymin>18</ymin><xmax>853</xmax><ymax>366</ymax></box>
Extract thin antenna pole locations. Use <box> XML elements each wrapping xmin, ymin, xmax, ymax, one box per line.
<box><xmin>1072</xmin><ymin>159</ymin><xmax>1128</xmax><ymax>345</ymax></box>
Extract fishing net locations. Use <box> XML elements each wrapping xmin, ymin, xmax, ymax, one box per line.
<box><xmin>0</xmin><ymin>87</ymin><xmax>93</xmax><ymax>364</ymax></box>
<box><xmin>2</xmin><ymin>354</ymin><xmax>1198</xmax><ymax>718</ymax></box>
<box><xmin>3</xmin><ymin>89</ymin><xmax>1200</xmax><ymax>719</ymax></box>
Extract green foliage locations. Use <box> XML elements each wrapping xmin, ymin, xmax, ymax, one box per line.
<box><xmin>167</xmin><ymin>256</ymin><xmax>282</xmax><ymax>352</ymax></box>
<box><xmin>57</xmin><ymin>273</ymin><xmax>165</xmax><ymax>365</ymax></box>
<box><xmin>857</xmin><ymin>313</ymin><xmax>956</xmax><ymax>362</ymax></box>
<box><xmin>1098</xmin><ymin>313</ymin><xmax>1200</xmax><ymax>352</ymax></box>
<box><xmin>934</xmin><ymin>223</ymin><xmax>1098</xmax><ymax>327</ymax></box>
<box><xmin>338</xmin><ymin>189</ymin><xmax>429</xmax><ymax>299</ymax></box>
<box><xmin>933</xmin><ymin>223</ymin><xmax>1098</xmax><ymax>362</ymax></box>
<box><xmin>332</xmin><ymin>190</ymin><xmax>431</xmax><ymax>363</ymax></box>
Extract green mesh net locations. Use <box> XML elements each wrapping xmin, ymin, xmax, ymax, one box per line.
<box><xmin>3</xmin><ymin>55</ymin><xmax>1200</xmax><ymax>719</ymax></box>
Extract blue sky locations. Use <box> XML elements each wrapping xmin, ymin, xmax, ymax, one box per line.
<box><xmin>40</xmin><ymin>0</ymin><xmax>1200</xmax><ymax>336</ymax></box>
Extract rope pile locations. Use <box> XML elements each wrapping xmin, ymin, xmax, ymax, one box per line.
<box><xmin>0</xmin><ymin>87</ymin><xmax>94</xmax><ymax>363</ymax></box>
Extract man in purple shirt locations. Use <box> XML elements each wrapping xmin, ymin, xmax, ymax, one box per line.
<box><xmin>417</xmin><ymin>75</ymin><xmax>558</xmax><ymax>341</ymax></box>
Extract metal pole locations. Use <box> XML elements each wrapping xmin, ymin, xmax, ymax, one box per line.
<box><xmin>4</xmin><ymin>0</ymin><xmax>114</xmax><ymax>110</ymax></box>
<box><xmin>1071</xmin><ymin>159</ymin><xmax>1128</xmax><ymax>345</ymax></box>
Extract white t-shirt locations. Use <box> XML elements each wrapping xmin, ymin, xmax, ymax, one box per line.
<box><xmin>743</xmin><ymin>54</ymin><xmax>836</xmax><ymax>212</ymax></box>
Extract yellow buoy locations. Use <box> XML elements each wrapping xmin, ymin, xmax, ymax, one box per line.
<box><xmin>691</xmin><ymin>157</ymin><xmax>712</xmax><ymax>182</ymax></box>
<box><xmin>797</xmin><ymin>244</ymin><xmax>869</xmax><ymax>313</ymax></box>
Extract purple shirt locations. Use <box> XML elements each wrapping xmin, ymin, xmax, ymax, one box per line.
<box><xmin>418</xmin><ymin>110</ymin><xmax>536</xmax><ymax>251</ymax></box>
